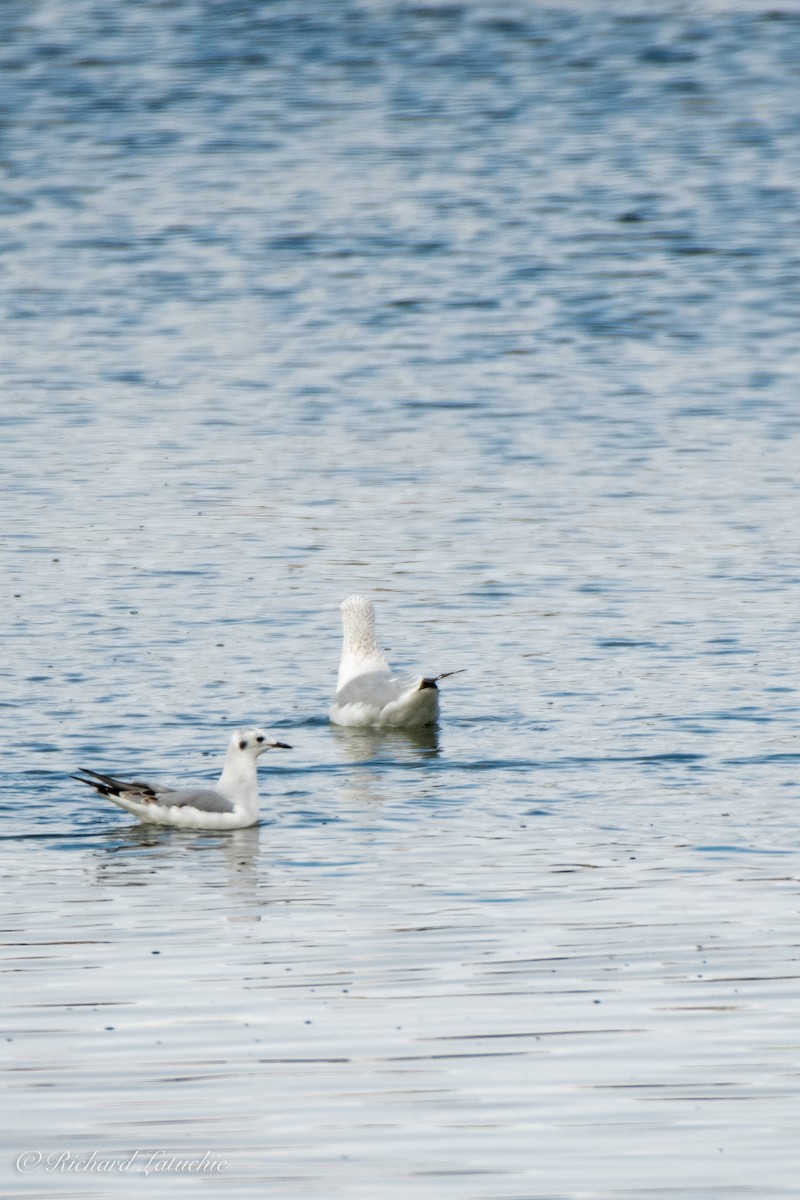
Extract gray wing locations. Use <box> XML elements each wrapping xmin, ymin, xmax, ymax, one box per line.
<box><xmin>153</xmin><ymin>787</ymin><xmax>236</xmax><ymax>814</ymax></box>
<box><xmin>73</xmin><ymin>770</ymin><xmax>174</xmax><ymax>801</ymax></box>
<box><xmin>73</xmin><ymin>771</ymin><xmax>234</xmax><ymax>813</ymax></box>
<box><xmin>334</xmin><ymin>670</ymin><xmax>411</xmax><ymax>708</ymax></box>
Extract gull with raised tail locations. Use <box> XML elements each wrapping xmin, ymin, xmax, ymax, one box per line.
<box><xmin>72</xmin><ymin>727</ymin><xmax>291</xmax><ymax>829</ymax></box>
<box><xmin>330</xmin><ymin>594</ymin><xmax>461</xmax><ymax>728</ymax></box>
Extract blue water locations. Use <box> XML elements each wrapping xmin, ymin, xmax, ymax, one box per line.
<box><xmin>3</xmin><ymin>2</ymin><xmax>800</xmax><ymax>1197</ymax></box>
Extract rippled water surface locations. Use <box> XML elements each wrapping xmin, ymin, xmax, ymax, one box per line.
<box><xmin>3</xmin><ymin>1</ymin><xmax>800</xmax><ymax>1196</ymax></box>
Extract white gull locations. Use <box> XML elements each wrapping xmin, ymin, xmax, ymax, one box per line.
<box><xmin>72</xmin><ymin>727</ymin><xmax>291</xmax><ymax>829</ymax></box>
<box><xmin>329</xmin><ymin>594</ymin><xmax>461</xmax><ymax>729</ymax></box>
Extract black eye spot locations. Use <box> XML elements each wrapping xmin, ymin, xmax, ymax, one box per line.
<box><xmin>256</xmin><ymin>735</ymin><xmax>264</xmax><ymax>744</ymax></box>
<box><xmin>239</xmin><ymin>740</ymin><xmax>248</xmax><ymax>750</ymax></box>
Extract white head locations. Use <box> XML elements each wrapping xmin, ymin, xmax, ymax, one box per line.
<box><xmin>341</xmin><ymin>594</ymin><xmax>374</xmax><ymax>619</ymax></box>
<box><xmin>338</xmin><ymin>595</ymin><xmax>389</xmax><ymax>690</ymax></box>
<box><xmin>340</xmin><ymin>594</ymin><xmax>378</xmax><ymax>641</ymax></box>
<box><xmin>229</xmin><ymin>727</ymin><xmax>292</xmax><ymax>759</ymax></box>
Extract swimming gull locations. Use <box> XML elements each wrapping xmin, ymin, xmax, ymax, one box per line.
<box><xmin>329</xmin><ymin>594</ymin><xmax>461</xmax><ymax>728</ymax></box>
<box><xmin>72</xmin><ymin>727</ymin><xmax>291</xmax><ymax>829</ymax></box>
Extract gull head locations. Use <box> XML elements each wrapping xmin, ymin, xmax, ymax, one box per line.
<box><xmin>341</xmin><ymin>594</ymin><xmax>374</xmax><ymax>620</ymax></box>
<box><xmin>232</xmin><ymin>727</ymin><xmax>292</xmax><ymax>757</ymax></box>
<box><xmin>339</xmin><ymin>595</ymin><xmax>385</xmax><ymax>669</ymax></box>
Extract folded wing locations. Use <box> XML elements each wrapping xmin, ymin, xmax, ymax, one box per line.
<box><xmin>72</xmin><ymin>770</ymin><xmax>235</xmax><ymax>814</ymax></box>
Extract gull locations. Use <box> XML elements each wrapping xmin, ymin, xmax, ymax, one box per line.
<box><xmin>329</xmin><ymin>594</ymin><xmax>461</xmax><ymax>728</ymax></box>
<box><xmin>72</xmin><ymin>727</ymin><xmax>291</xmax><ymax>829</ymax></box>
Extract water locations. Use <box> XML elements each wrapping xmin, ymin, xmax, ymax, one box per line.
<box><xmin>2</xmin><ymin>1</ymin><xmax>800</xmax><ymax>1196</ymax></box>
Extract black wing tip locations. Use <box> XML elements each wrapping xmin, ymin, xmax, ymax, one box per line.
<box><xmin>71</xmin><ymin>771</ymin><xmax>113</xmax><ymax>796</ymax></box>
<box><xmin>72</xmin><ymin>768</ymin><xmax>131</xmax><ymax>796</ymax></box>
<box><xmin>419</xmin><ymin>669</ymin><xmax>465</xmax><ymax>690</ymax></box>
